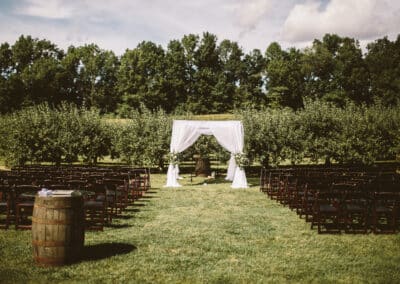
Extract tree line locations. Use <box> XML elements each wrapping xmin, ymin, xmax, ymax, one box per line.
<box><xmin>1</xmin><ymin>33</ymin><xmax>399</xmax><ymax>114</ymax></box>
<box><xmin>1</xmin><ymin>102</ymin><xmax>398</xmax><ymax>167</ymax></box>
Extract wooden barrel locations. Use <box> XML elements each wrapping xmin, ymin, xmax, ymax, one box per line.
<box><xmin>32</xmin><ymin>194</ymin><xmax>84</xmax><ymax>266</ymax></box>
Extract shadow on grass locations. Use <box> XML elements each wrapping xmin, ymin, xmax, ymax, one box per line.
<box><xmin>81</xmin><ymin>243</ymin><xmax>136</xmax><ymax>262</ymax></box>
<box><xmin>112</xmin><ymin>215</ymin><xmax>134</xmax><ymax>220</ymax></box>
<box><xmin>187</xmin><ymin>176</ymin><xmax>260</xmax><ymax>187</ymax></box>
<box><xmin>104</xmin><ymin>223</ymin><xmax>132</xmax><ymax>229</ymax></box>
<box><xmin>247</xmin><ymin>177</ymin><xmax>260</xmax><ymax>187</ymax></box>
<box><xmin>140</xmin><ymin>195</ymin><xmax>158</xmax><ymax>199</ymax></box>
<box><xmin>191</xmin><ymin>177</ymin><xmax>231</xmax><ymax>186</ymax></box>
<box><xmin>123</xmin><ymin>208</ymin><xmax>140</xmax><ymax>212</ymax></box>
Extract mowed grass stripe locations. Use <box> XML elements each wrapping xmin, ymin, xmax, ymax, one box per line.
<box><xmin>1</xmin><ymin>174</ymin><xmax>399</xmax><ymax>283</ymax></box>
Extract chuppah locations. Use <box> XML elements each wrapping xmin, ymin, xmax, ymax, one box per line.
<box><xmin>165</xmin><ymin>120</ymin><xmax>248</xmax><ymax>188</ymax></box>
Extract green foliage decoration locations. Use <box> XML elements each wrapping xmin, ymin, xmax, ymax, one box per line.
<box><xmin>234</xmin><ymin>153</ymin><xmax>249</xmax><ymax>170</ymax></box>
<box><xmin>165</xmin><ymin>152</ymin><xmax>180</xmax><ymax>166</ymax></box>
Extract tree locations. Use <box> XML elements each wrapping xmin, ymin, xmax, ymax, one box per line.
<box><xmin>335</xmin><ymin>37</ymin><xmax>370</xmax><ymax>103</ymax></box>
<box><xmin>218</xmin><ymin>39</ymin><xmax>245</xmax><ymax>110</ymax></box>
<box><xmin>57</xmin><ymin>46</ymin><xmax>81</xmax><ymax>106</ymax></box>
<box><xmin>180</xmin><ymin>34</ymin><xmax>199</xmax><ymax>113</ymax></box>
<box><xmin>185</xmin><ymin>32</ymin><xmax>222</xmax><ymax>113</ymax></box>
<box><xmin>302</xmin><ymin>34</ymin><xmax>369</xmax><ymax>105</ymax></box>
<box><xmin>113</xmin><ymin>106</ymin><xmax>171</xmax><ymax>168</ymax></box>
<box><xmin>70</xmin><ymin>44</ymin><xmax>119</xmax><ymax>112</ymax></box>
<box><xmin>238</xmin><ymin>49</ymin><xmax>266</xmax><ymax>108</ymax></box>
<box><xmin>239</xmin><ymin>107</ymin><xmax>305</xmax><ymax>167</ymax></box>
<box><xmin>302</xmin><ymin>39</ymin><xmax>337</xmax><ymax>101</ymax></box>
<box><xmin>365</xmin><ymin>36</ymin><xmax>400</xmax><ymax>106</ymax></box>
<box><xmin>265</xmin><ymin>43</ymin><xmax>304</xmax><ymax>109</ymax></box>
<box><xmin>79</xmin><ymin>108</ymin><xmax>112</xmax><ymax>164</ymax></box>
<box><xmin>9</xmin><ymin>35</ymin><xmax>64</xmax><ymax>108</ymax></box>
<box><xmin>117</xmin><ymin>41</ymin><xmax>167</xmax><ymax>115</ymax></box>
<box><xmin>164</xmin><ymin>40</ymin><xmax>188</xmax><ymax>112</ymax></box>
<box><xmin>0</xmin><ymin>42</ymin><xmax>24</xmax><ymax>113</ymax></box>
<box><xmin>20</xmin><ymin>56</ymin><xmax>63</xmax><ymax>105</ymax></box>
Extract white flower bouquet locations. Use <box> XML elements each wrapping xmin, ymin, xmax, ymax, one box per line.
<box><xmin>166</xmin><ymin>152</ymin><xmax>180</xmax><ymax>166</ymax></box>
<box><xmin>234</xmin><ymin>152</ymin><xmax>249</xmax><ymax>170</ymax></box>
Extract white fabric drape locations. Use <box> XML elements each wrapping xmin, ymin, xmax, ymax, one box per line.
<box><xmin>208</xmin><ymin>122</ymin><xmax>244</xmax><ymax>183</ymax></box>
<box><xmin>166</xmin><ymin>122</ymin><xmax>203</xmax><ymax>187</ymax></box>
<box><xmin>165</xmin><ymin>120</ymin><xmax>248</xmax><ymax>188</ymax></box>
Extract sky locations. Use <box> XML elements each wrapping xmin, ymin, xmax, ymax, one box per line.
<box><xmin>0</xmin><ymin>0</ymin><xmax>399</xmax><ymax>54</ymax></box>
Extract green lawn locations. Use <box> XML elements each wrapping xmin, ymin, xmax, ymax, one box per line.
<box><xmin>1</xmin><ymin>174</ymin><xmax>399</xmax><ymax>283</ymax></box>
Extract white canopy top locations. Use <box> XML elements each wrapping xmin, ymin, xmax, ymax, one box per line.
<box><xmin>165</xmin><ymin>120</ymin><xmax>248</xmax><ymax>188</ymax></box>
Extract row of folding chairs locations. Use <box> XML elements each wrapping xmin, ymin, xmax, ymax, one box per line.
<box><xmin>0</xmin><ymin>166</ymin><xmax>151</xmax><ymax>199</ymax></box>
<box><xmin>0</xmin><ymin>166</ymin><xmax>151</xmax><ymax>231</ymax></box>
<box><xmin>260</xmin><ymin>167</ymin><xmax>400</xmax><ymax>234</ymax></box>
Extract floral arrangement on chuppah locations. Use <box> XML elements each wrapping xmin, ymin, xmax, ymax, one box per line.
<box><xmin>234</xmin><ymin>152</ymin><xmax>249</xmax><ymax>170</ymax></box>
<box><xmin>166</xmin><ymin>151</ymin><xmax>180</xmax><ymax>166</ymax></box>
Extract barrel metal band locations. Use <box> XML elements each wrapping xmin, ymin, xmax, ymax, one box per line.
<box><xmin>32</xmin><ymin>217</ymin><xmax>72</xmax><ymax>225</ymax></box>
<box><xmin>34</xmin><ymin>204</ymin><xmax>73</xmax><ymax>209</ymax></box>
<box><xmin>32</xmin><ymin>240</ymin><xmax>71</xmax><ymax>247</ymax></box>
<box><xmin>34</xmin><ymin>256</ymin><xmax>66</xmax><ymax>265</ymax></box>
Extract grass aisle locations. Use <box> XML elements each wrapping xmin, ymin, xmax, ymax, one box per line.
<box><xmin>1</xmin><ymin>174</ymin><xmax>400</xmax><ymax>283</ymax></box>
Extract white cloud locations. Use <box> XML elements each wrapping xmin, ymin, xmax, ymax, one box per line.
<box><xmin>232</xmin><ymin>0</ymin><xmax>274</xmax><ymax>35</ymax></box>
<box><xmin>0</xmin><ymin>0</ymin><xmax>399</xmax><ymax>55</ymax></box>
<box><xmin>281</xmin><ymin>0</ymin><xmax>400</xmax><ymax>44</ymax></box>
<box><xmin>16</xmin><ymin>0</ymin><xmax>73</xmax><ymax>19</ymax></box>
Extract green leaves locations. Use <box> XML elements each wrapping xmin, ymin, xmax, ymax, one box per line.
<box><xmin>240</xmin><ymin>100</ymin><xmax>400</xmax><ymax>167</ymax></box>
<box><xmin>112</xmin><ymin>106</ymin><xmax>172</xmax><ymax>168</ymax></box>
<box><xmin>234</xmin><ymin>153</ymin><xmax>249</xmax><ymax>170</ymax></box>
<box><xmin>1</xmin><ymin>33</ymin><xmax>400</xmax><ymax>115</ymax></box>
<box><xmin>0</xmin><ymin>103</ymin><xmax>111</xmax><ymax>166</ymax></box>
<box><xmin>166</xmin><ymin>152</ymin><xmax>181</xmax><ymax>166</ymax></box>
<box><xmin>0</xmin><ymin>101</ymin><xmax>398</xmax><ymax>168</ymax></box>
<box><xmin>117</xmin><ymin>42</ymin><xmax>167</xmax><ymax>114</ymax></box>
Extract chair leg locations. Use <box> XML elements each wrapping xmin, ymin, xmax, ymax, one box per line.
<box><xmin>390</xmin><ymin>214</ymin><xmax>396</xmax><ymax>234</ymax></box>
<box><xmin>5</xmin><ymin>208</ymin><xmax>10</xmax><ymax>229</ymax></box>
<box><xmin>15</xmin><ymin>206</ymin><xmax>20</xmax><ymax>230</ymax></box>
<box><xmin>15</xmin><ymin>206</ymin><xmax>32</xmax><ymax>230</ymax></box>
<box><xmin>318</xmin><ymin>216</ymin><xmax>323</xmax><ymax>234</ymax></box>
<box><xmin>0</xmin><ymin>208</ymin><xmax>9</xmax><ymax>229</ymax></box>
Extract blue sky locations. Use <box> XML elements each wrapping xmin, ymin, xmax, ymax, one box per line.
<box><xmin>1</xmin><ymin>0</ymin><xmax>399</xmax><ymax>54</ymax></box>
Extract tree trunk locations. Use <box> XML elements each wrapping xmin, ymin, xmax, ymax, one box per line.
<box><xmin>261</xmin><ymin>154</ymin><xmax>269</xmax><ymax>168</ymax></box>
<box><xmin>325</xmin><ymin>156</ymin><xmax>331</xmax><ymax>166</ymax></box>
<box><xmin>195</xmin><ymin>156</ymin><xmax>211</xmax><ymax>177</ymax></box>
